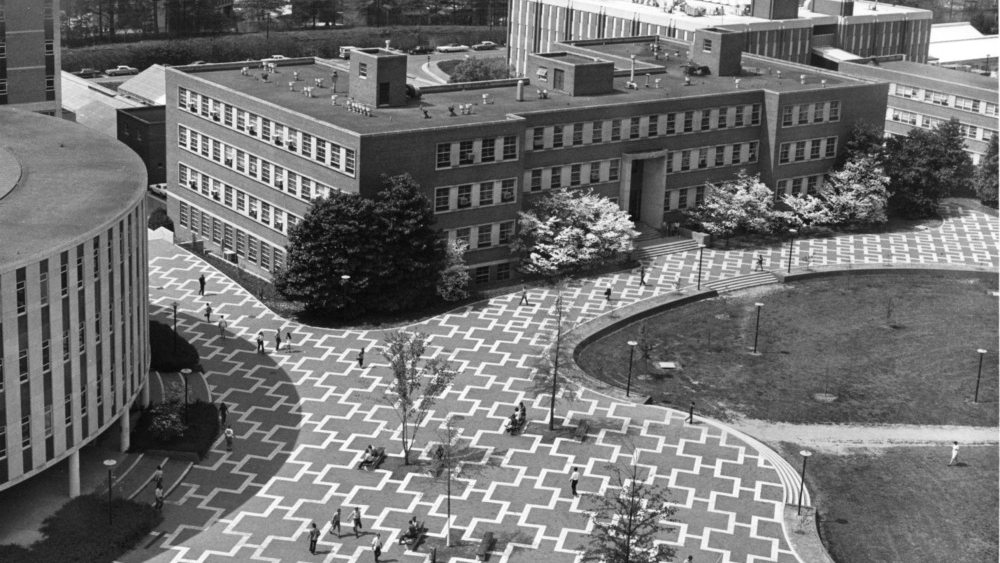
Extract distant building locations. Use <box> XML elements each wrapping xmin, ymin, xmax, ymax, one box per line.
<box><xmin>164</xmin><ymin>38</ymin><xmax>886</xmax><ymax>283</ymax></box>
<box><xmin>2</xmin><ymin>0</ymin><xmax>61</xmax><ymax>115</ymax></box>
<box><xmin>60</xmin><ymin>72</ymin><xmax>142</xmax><ymax>137</ymax></box>
<box><xmin>0</xmin><ymin>108</ymin><xmax>150</xmax><ymax>495</ymax></box>
<box><xmin>928</xmin><ymin>22</ymin><xmax>1000</xmax><ymax>73</ymax></box>
<box><xmin>118</xmin><ymin>106</ymin><xmax>168</xmax><ymax>185</ymax></box>
<box><xmin>841</xmin><ymin>58</ymin><xmax>998</xmax><ymax>163</ymax></box>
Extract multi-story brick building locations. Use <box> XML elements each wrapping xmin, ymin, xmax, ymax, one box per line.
<box><xmin>0</xmin><ymin>108</ymin><xmax>150</xmax><ymax>495</ymax></box>
<box><xmin>1</xmin><ymin>0</ymin><xmax>61</xmax><ymax>115</ymax></box>
<box><xmin>164</xmin><ymin>33</ymin><xmax>886</xmax><ymax>284</ymax></box>
<box><xmin>840</xmin><ymin>58</ymin><xmax>998</xmax><ymax>164</ymax></box>
<box><xmin>506</xmin><ymin>0</ymin><xmax>933</xmax><ymax>75</ymax></box>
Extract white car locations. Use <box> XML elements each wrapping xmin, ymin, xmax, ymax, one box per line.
<box><xmin>264</xmin><ymin>55</ymin><xmax>288</xmax><ymax>63</ymax></box>
<box><xmin>149</xmin><ymin>183</ymin><xmax>168</xmax><ymax>198</ymax></box>
<box><xmin>436</xmin><ymin>44</ymin><xmax>469</xmax><ymax>53</ymax></box>
<box><xmin>472</xmin><ymin>41</ymin><xmax>499</xmax><ymax>51</ymax></box>
<box><xmin>106</xmin><ymin>65</ymin><xmax>139</xmax><ymax>76</ymax></box>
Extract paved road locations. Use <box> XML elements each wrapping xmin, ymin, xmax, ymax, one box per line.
<box><xmin>123</xmin><ymin>203</ymin><xmax>997</xmax><ymax>563</ymax></box>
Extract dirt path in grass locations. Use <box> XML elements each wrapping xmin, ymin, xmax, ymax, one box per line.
<box><xmin>732</xmin><ymin>418</ymin><xmax>1000</xmax><ymax>454</ymax></box>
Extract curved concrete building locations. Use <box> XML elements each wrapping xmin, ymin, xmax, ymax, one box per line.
<box><xmin>0</xmin><ymin>108</ymin><xmax>149</xmax><ymax>494</ymax></box>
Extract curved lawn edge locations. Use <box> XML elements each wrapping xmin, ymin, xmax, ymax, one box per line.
<box><xmin>561</xmin><ymin>263</ymin><xmax>999</xmax><ymax>563</ymax></box>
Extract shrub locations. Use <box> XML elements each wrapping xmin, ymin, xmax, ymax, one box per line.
<box><xmin>0</xmin><ymin>494</ymin><xmax>162</xmax><ymax>563</ymax></box>
<box><xmin>131</xmin><ymin>401</ymin><xmax>220</xmax><ymax>458</ymax></box>
<box><xmin>448</xmin><ymin>57</ymin><xmax>510</xmax><ymax>82</ymax></box>
<box><xmin>148</xmin><ymin>208</ymin><xmax>174</xmax><ymax>232</ymax></box>
<box><xmin>148</xmin><ymin>320</ymin><xmax>200</xmax><ymax>372</ymax></box>
<box><xmin>146</xmin><ymin>402</ymin><xmax>186</xmax><ymax>444</ymax></box>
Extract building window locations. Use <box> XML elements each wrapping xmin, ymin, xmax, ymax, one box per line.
<box><xmin>474</xmin><ymin>266</ymin><xmax>490</xmax><ymax>284</ymax></box>
<box><xmin>435</xmin><ymin>188</ymin><xmax>450</xmax><ymax>212</ymax></box>
<box><xmin>611</xmin><ymin>119</ymin><xmax>622</xmax><ymax>141</ymax></box>
<box><xmin>629</xmin><ymin>117</ymin><xmax>640</xmax><ymax>139</ymax></box>
<box><xmin>717</xmin><ymin>107</ymin><xmax>728</xmax><ymax>129</ymax></box>
<box><xmin>732</xmin><ymin>143</ymin><xmax>742</xmax><ymax>165</ymax></box>
<box><xmin>551</xmin><ymin>166</ymin><xmax>562</xmax><ymax>189</ymax></box>
<box><xmin>828</xmin><ymin>101</ymin><xmax>840</xmax><ymax>122</ymax></box>
<box><xmin>678</xmin><ymin>189</ymin><xmax>688</xmax><ymax>209</ymax></box>
<box><xmin>609</xmin><ymin>159</ymin><xmax>620</xmax><ymax>181</ymax></box>
<box><xmin>715</xmin><ymin>146</ymin><xmax>725</xmax><ymax>167</ymax></box>
<box><xmin>748</xmin><ymin>141</ymin><xmax>758</xmax><ymax>162</ymax></box>
<box><xmin>260</xmin><ymin>244</ymin><xmax>271</xmax><ymax>270</ymax></box>
<box><xmin>751</xmin><ymin>104</ymin><xmax>761</xmax><ymax>125</ymax></box>
<box><xmin>496</xmin><ymin>263</ymin><xmax>511</xmax><ymax>281</ymax></box>
<box><xmin>531</xmin><ymin>170</ymin><xmax>543</xmax><ymax>191</ymax></box>
<box><xmin>501</xmin><ymin>179</ymin><xmax>516</xmax><ymax>202</ymax></box>
<box><xmin>700</xmin><ymin>111</ymin><xmax>710</xmax><ymax>131</ymax></box>
<box><xmin>795</xmin><ymin>142</ymin><xmax>806</xmax><ymax>162</ymax></box>
<box><xmin>735</xmin><ymin>106</ymin><xmax>746</xmax><ymax>127</ymax></box>
<box><xmin>680</xmin><ymin>151</ymin><xmax>691</xmax><ymax>172</ymax></box>
<box><xmin>589</xmin><ymin>162</ymin><xmax>601</xmax><ymax>183</ymax></box>
<box><xmin>925</xmin><ymin>90</ymin><xmax>949</xmax><ymax>106</ymax></box>
<box><xmin>697</xmin><ymin>148</ymin><xmax>708</xmax><ymax>169</ymax></box>
<box><xmin>591</xmin><ymin>121</ymin><xmax>603</xmax><ymax>143</ymax></box>
<box><xmin>779</xmin><ymin>143</ymin><xmax>790</xmax><ymax>164</ymax></box>
<box><xmin>570</xmin><ymin>164</ymin><xmax>582</xmax><ymax>186</ymax></box>
<box><xmin>457</xmin><ymin>185</ymin><xmax>473</xmax><ymax>209</ymax></box>
<box><xmin>695</xmin><ymin>186</ymin><xmax>705</xmax><ymax>206</ymax></box>
<box><xmin>455</xmin><ymin>227</ymin><xmax>471</xmax><ymax>247</ymax></box>
<box><xmin>552</xmin><ymin>126</ymin><xmax>564</xmax><ymax>148</ymax></box>
<box><xmin>358</xmin><ymin>63</ymin><xmax>368</xmax><ymax>78</ymax></box>
<box><xmin>797</xmin><ymin>105</ymin><xmax>809</xmax><ymax>125</ymax></box>
<box><xmin>810</xmin><ymin>139</ymin><xmax>821</xmax><ymax>160</ymax></box>
<box><xmin>986</xmin><ymin>102</ymin><xmax>998</xmax><ymax>117</ymax></box>
<box><xmin>573</xmin><ymin>123</ymin><xmax>584</xmax><ymax>145</ymax></box>
<box><xmin>459</xmin><ymin>140</ymin><xmax>475</xmax><ymax>165</ymax></box>
<box><xmin>648</xmin><ymin>115</ymin><xmax>659</xmax><ymax>137</ymax></box>
<box><xmin>666</xmin><ymin>113</ymin><xmax>677</xmax><ymax>134</ymax></box>
<box><xmin>503</xmin><ymin>136</ymin><xmax>517</xmax><ymax>160</ymax></box>
<box><xmin>479</xmin><ymin>182</ymin><xmax>494</xmax><ymax>206</ymax></box>
<box><xmin>533</xmin><ymin>128</ymin><xmax>545</xmax><ymax>150</ymax></box>
<box><xmin>437</xmin><ymin>143</ymin><xmax>451</xmax><ymax>168</ymax></box>
<box><xmin>702</xmin><ymin>38</ymin><xmax>712</xmax><ymax>52</ymax></box>
<box><xmin>683</xmin><ymin>111</ymin><xmax>694</xmax><ymax>133</ymax></box>
<box><xmin>807</xmin><ymin>175</ymin><xmax>819</xmax><ymax>195</ymax></box>
<box><xmin>481</xmin><ymin>140</ymin><xmax>495</xmax><ymax>162</ymax></box>
<box><xmin>499</xmin><ymin>221</ymin><xmax>515</xmax><ymax>245</ymax></box>
<box><xmin>825</xmin><ymin>137</ymin><xmax>837</xmax><ymax>158</ymax></box>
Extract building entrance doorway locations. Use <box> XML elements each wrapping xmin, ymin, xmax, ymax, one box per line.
<box><xmin>629</xmin><ymin>160</ymin><xmax>644</xmax><ymax>220</ymax></box>
<box><xmin>378</xmin><ymin>82</ymin><xmax>390</xmax><ymax>106</ymax></box>
<box><xmin>621</xmin><ymin>152</ymin><xmax>667</xmax><ymax>228</ymax></box>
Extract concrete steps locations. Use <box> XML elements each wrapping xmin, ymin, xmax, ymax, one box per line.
<box><xmin>705</xmin><ymin>271</ymin><xmax>779</xmax><ymax>293</ymax></box>
<box><xmin>635</xmin><ymin>239</ymin><xmax>701</xmax><ymax>262</ymax></box>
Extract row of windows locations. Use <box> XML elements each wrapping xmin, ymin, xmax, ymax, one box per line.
<box><xmin>776</xmin><ymin>174</ymin><xmax>824</xmax><ymax>197</ymax></box>
<box><xmin>436</xmin><ymin>136</ymin><xmax>519</xmax><ymax>169</ymax></box>
<box><xmin>527</xmin><ymin>159</ymin><xmax>621</xmax><ymax>192</ymax></box>
<box><xmin>178</xmin><ymin>163</ymin><xmax>301</xmax><ymax>235</ymax></box>
<box><xmin>470</xmin><ymin>260</ymin><xmax>514</xmax><ymax>285</ymax></box>
<box><xmin>178</xmin><ymin>125</ymin><xmax>338</xmax><ymax>203</ymax></box>
<box><xmin>778</xmin><ymin>137</ymin><xmax>838</xmax><ymax>165</ymax></box>
<box><xmin>528</xmin><ymin>104</ymin><xmax>763</xmax><ymax>151</ymax></box>
<box><xmin>889</xmin><ymin>109</ymin><xmax>997</xmax><ymax>141</ymax></box>
<box><xmin>177</xmin><ymin>87</ymin><xmax>357</xmax><ymax>176</ymax></box>
<box><xmin>780</xmin><ymin>101</ymin><xmax>841</xmax><ymax>127</ymax></box>
<box><xmin>447</xmin><ymin>221</ymin><xmax>517</xmax><ymax>251</ymax></box>
<box><xmin>667</xmin><ymin>142</ymin><xmax>759</xmax><ymax>174</ymax></box>
<box><xmin>891</xmin><ymin>83</ymin><xmax>999</xmax><ymax>117</ymax></box>
<box><xmin>663</xmin><ymin>185</ymin><xmax>706</xmax><ymax>211</ymax></box>
<box><xmin>178</xmin><ymin>202</ymin><xmax>286</xmax><ymax>272</ymax></box>
<box><xmin>435</xmin><ymin>179</ymin><xmax>517</xmax><ymax>213</ymax></box>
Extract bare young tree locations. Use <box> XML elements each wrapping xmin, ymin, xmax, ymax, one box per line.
<box><xmin>527</xmin><ymin>282</ymin><xmax>575</xmax><ymax>431</ymax></box>
<box><xmin>583</xmin><ymin>453</ymin><xmax>677</xmax><ymax>563</ymax></box>
<box><xmin>378</xmin><ymin>330</ymin><xmax>457</xmax><ymax>465</ymax></box>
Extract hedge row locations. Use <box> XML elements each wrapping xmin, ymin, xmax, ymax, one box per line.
<box><xmin>130</xmin><ymin>400</ymin><xmax>220</xmax><ymax>459</ymax></box>
<box><xmin>62</xmin><ymin>26</ymin><xmax>506</xmax><ymax>72</ymax></box>
<box><xmin>0</xmin><ymin>494</ymin><xmax>162</xmax><ymax>563</ymax></box>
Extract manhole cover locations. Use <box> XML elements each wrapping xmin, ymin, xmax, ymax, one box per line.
<box><xmin>813</xmin><ymin>393</ymin><xmax>838</xmax><ymax>403</ymax></box>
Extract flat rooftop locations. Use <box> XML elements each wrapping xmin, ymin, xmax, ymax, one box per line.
<box><xmin>0</xmin><ymin>109</ymin><xmax>147</xmax><ymax>266</ymax></box>
<box><xmin>846</xmin><ymin>59</ymin><xmax>998</xmax><ymax>92</ymax></box>
<box><xmin>184</xmin><ymin>49</ymin><xmax>859</xmax><ymax>135</ymax></box>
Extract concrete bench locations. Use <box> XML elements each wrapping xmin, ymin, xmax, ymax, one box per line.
<box><xmin>400</xmin><ymin>521</ymin><xmax>426</xmax><ymax>551</ymax></box>
<box><xmin>574</xmin><ymin>420</ymin><xmax>589</xmax><ymax>442</ymax></box>
<box><xmin>476</xmin><ymin>531</ymin><xmax>495</xmax><ymax>561</ymax></box>
<box><xmin>357</xmin><ymin>447</ymin><xmax>386</xmax><ymax>471</ymax></box>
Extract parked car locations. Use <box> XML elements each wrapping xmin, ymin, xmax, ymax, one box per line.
<box><xmin>471</xmin><ymin>41</ymin><xmax>499</xmax><ymax>51</ymax></box>
<box><xmin>268</xmin><ymin>54</ymin><xmax>287</xmax><ymax>60</ymax></box>
<box><xmin>105</xmin><ymin>65</ymin><xmax>138</xmax><ymax>76</ymax></box>
<box><xmin>409</xmin><ymin>45</ymin><xmax>434</xmax><ymax>55</ymax></box>
<box><xmin>72</xmin><ymin>68</ymin><xmax>103</xmax><ymax>78</ymax></box>
<box><xmin>188</xmin><ymin>60</ymin><xmax>207</xmax><ymax>66</ymax></box>
<box><xmin>436</xmin><ymin>44</ymin><xmax>469</xmax><ymax>53</ymax></box>
<box><xmin>149</xmin><ymin>183</ymin><xmax>168</xmax><ymax>198</ymax></box>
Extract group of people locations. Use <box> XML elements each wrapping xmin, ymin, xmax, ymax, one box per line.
<box><xmin>359</xmin><ymin>445</ymin><xmax>381</xmax><ymax>470</ymax></box>
<box><xmin>308</xmin><ymin>507</ymin><xmax>384</xmax><ymax>560</ymax></box>
<box><xmin>505</xmin><ymin>402</ymin><xmax>528</xmax><ymax>435</ymax></box>
<box><xmin>255</xmin><ymin>328</ymin><xmax>295</xmax><ymax>354</ymax></box>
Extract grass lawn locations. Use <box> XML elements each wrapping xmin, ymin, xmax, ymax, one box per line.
<box><xmin>577</xmin><ymin>273</ymin><xmax>999</xmax><ymax>425</ymax></box>
<box><xmin>782</xmin><ymin>444</ymin><xmax>999</xmax><ymax>563</ymax></box>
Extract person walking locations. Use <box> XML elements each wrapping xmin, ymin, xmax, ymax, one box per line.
<box><xmin>638</xmin><ymin>265</ymin><xmax>647</xmax><ymax>287</ymax></box>
<box><xmin>204</xmin><ymin>303</ymin><xmax>213</xmax><ymax>323</ymax></box>
<box><xmin>308</xmin><ymin>523</ymin><xmax>320</xmax><ymax>554</ymax></box>
<box><xmin>518</xmin><ymin>285</ymin><xmax>530</xmax><ymax>306</ymax></box>
<box><xmin>275</xmin><ymin>331</ymin><xmax>282</xmax><ymax>353</ymax></box>
<box><xmin>286</xmin><ymin>330</ymin><xmax>294</xmax><ymax>352</ymax></box>
<box><xmin>604</xmin><ymin>287</ymin><xmax>612</xmax><ymax>304</ymax></box>
<box><xmin>684</xmin><ymin>557</ymin><xmax>694</xmax><ymax>563</ymax></box>
<box><xmin>687</xmin><ymin>401</ymin><xmax>695</xmax><ymax>424</ymax></box>
<box><xmin>329</xmin><ymin>508</ymin><xmax>342</xmax><ymax>538</ymax></box>
<box><xmin>218</xmin><ymin>316</ymin><xmax>228</xmax><ymax>339</ymax></box>
<box><xmin>154</xmin><ymin>483</ymin><xmax>165</xmax><ymax>511</ymax></box>
<box><xmin>569</xmin><ymin>467</ymin><xmax>580</xmax><ymax>497</ymax></box>
<box><xmin>350</xmin><ymin>507</ymin><xmax>363</xmax><ymax>538</ymax></box>
<box><xmin>256</xmin><ymin>332</ymin><xmax>266</xmax><ymax>354</ymax></box>
<box><xmin>225</xmin><ymin>425</ymin><xmax>235</xmax><ymax>451</ymax></box>
<box><xmin>357</xmin><ymin>348</ymin><xmax>365</xmax><ymax>368</ymax></box>
<box><xmin>198</xmin><ymin>274</ymin><xmax>206</xmax><ymax>296</ymax></box>
<box><xmin>219</xmin><ymin>403</ymin><xmax>229</xmax><ymax>427</ymax></box>
<box><xmin>949</xmin><ymin>441</ymin><xmax>960</xmax><ymax>466</ymax></box>
<box><xmin>153</xmin><ymin>465</ymin><xmax>164</xmax><ymax>488</ymax></box>
<box><xmin>372</xmin><ymin>532</ymin><xmax>383</xmax><ymax>562</ymax></box>
<box><xmin>755</xmin><ymin>254</ymin><xmax>765</xmax><ymax>272</ymax></box>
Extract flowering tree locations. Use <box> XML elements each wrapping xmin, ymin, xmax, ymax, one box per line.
<box><xmin>514</xmin><ymin>189</ymin><xmax>638</xmax><ymax>277</ymax></box>
<box><xmin>780</xmin><ymin>194</ymin><xmax>829</xmax><ymax>228</ymax></box>
<box><xmin>823</xmin><ymin>155</ymin><xmax>890</xmax><ymax>227</ymax></box>
<box><xmin>686</xmin><ymin>172</ymin><xmax>780</xmax><ymax>243</ymax></box>
<box><xmin>437</xmin><ymin>240</ymin><xmax>470</xmax><ymax>302</ymax></box>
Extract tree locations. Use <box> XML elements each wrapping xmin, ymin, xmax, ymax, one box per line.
<box><xmin>974</xmin><ymin>134</ymin><xmax>998</xmax><ymax>207</ymax></box>
<box><xmin>883</xmin><ymin>119</ymin><xmax>974</xmax><ymax>218</ymax></box>
<box><xmin>378</xmin><ymin>330</ymin><xmax>457</xmax><ymax>465</ymax></box>
<box><xmin>147</xmin><ymin>207</ymin><xmax>174</xmax><ymax>231</ymax></box>
<box><xmin>583</xmin><ymin>452</ymin><xmax>677</xmax><ymax>563</ymax></box>
<box><xmin>291</xmin><ymin>0</ymin><xmax>339</xmax><ymax>26</ymax></box>
<box><xmin>837</xmin><ymin>119</ymin><xmax>886</xmax><ymax>168</ymax></box>
<box><xmin>513</xmin><ymin>189</ymin><xmax>637</xmax><ymax>278</ymax></box>
<box><xmin>274</xmin><ymin>173</ymin><xmax>445</xmax><ymax>319</ymax></box>
<box><xmin>780</xmin><ymin>194</ymin><xmax>827</xmax><ymax>229</ymax></box>
<box><xmin>526</xmin><ymin>281</ymin><xmax>576</xmax><ymax>431</ymax></box>
<box><xmin>685</xmin><ymin>172</ymin><xmax>779</xmax><ymax>244</ymax></box>
<box><xmin>448</xmin><ymin>57</ymin><xmax>510</xmax><ymax>83</ymax></box>
<box><xmin>437</xmin><ymin>240</ymin><xmax>470</xmax><ymax>302</ymax></box>
<box><xmin>823</xmin><ymin>155</ymin><xmax>890</xmax><ymax>227</ymax></box>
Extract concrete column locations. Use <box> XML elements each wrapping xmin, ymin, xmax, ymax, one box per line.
<box><xmin>119</xmin><ymin>408</ymin><xmax>131</xmax><ymax>453</ymax></box>
<box><xmin>69</xmin><ymin>450</ymin><xmax>80</xmax><ymax>498</ymax></box>
<box><xmin>141</xmin><ymin>378</ymin><xmax>150</xmax><ymax>408</ymax></box>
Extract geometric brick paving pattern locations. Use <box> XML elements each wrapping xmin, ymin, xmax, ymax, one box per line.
<box><xmin>125</xmin><ymin>204</ymin><xmax>998</xmax><ymax>563</ymax></box>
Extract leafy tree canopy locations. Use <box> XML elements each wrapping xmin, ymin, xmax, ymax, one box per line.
<box><xmin>274</xmin><ymin>173</ymin><xmax>445</xmax><ymax>318</ymax></box>
<box><xmin>513</xmin><ymin>188</ymin><xmax>637</xmax><ymax>277</ymax></box>
<box><xmin>685</xmin><ymin>171</ymin><xmax>786</xmax><ymax>240</ymax></box>
<box><xmin>823</xmin><ymin>155</ymin><xmax>890</xmax><ymax>227</ymax></box>
<box><xmin>448</xmin><ymin>57</ymin><xmax>510</xmax><ymax>83</ymax></box>
<box><xmin>437</xmin><ymin>240</ymin><xmax>470</xmax><ymax>302</ymax></box>
<box><xmin>974</xmin><ymin>134</ymin><xmax>999</xmax><ymax>207</ymax></box>
<box><xmin>838</xmin><ymin>119</ymin><xmax>886</xmax><ymax>168</ymax></box>
<box><xmin>884</xmin><ymin>119</ymin><xmax>974</xmax><ymax>218</ymax></box>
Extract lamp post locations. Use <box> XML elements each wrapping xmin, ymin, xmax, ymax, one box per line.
<box><xmin>171</xmin><ymin>301</ymin><xmax>178</xmax><ymax>353</ymax></box>
<box><xmin>103</xmin><ymin>459</ymin><xmax>117</xmax><ymax>525</ymax></box>
<box><xmin>974</xmin><ymin>349</ymin><xmax>988</xmax><ymax>403</ymax></box>
<box><xmin>787</xmin><ymin>229</ymin><xmax>798</xmax><ymax>274</ymax></box>
<box><xmin>797</xmin><ymin>450</ymin><xmax>812</xmax><ymax>515</ymax></box>
<box><xmin>696</xmin><ymin>245</ymin><xmax>705</xmax><ymax>290</ymax></box>
<box><xmin>752</xmin><ymin>302</ymin><xmax>764</xmax><ymax>354</ymax></box>
<box><xmin>626</xmin><ymin>341</ymin><xmax>638</xmax><ymax>397</ymax></box>
<box><xmin>180</xmin><ymin>368</ymin><xmax>192</xmax><ymax>424</ymax></box>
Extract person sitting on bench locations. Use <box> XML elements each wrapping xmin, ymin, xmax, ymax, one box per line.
<box><xmin>360</xmin><ymin>445</ymin><xmax>377</xmax><ymax>469</ymax></box>
<box><xmin>516</xmin><ymin>407</ymin><xmax>526</xmax><ymax>426</ymax></box>
<box><xmin>505</xmin><ymin>412</ymin><xmax>519</xmax><ymax>434</ymax></box>
<box><xmin>399</xmin><ymin>517</ymin><xmax>419</xmax><ymax>545</ymax></box>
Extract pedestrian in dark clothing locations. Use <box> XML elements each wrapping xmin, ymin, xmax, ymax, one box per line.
<box><xmin>570</xmin><ymin>467</ymin><xmax>580</xmax><ymax>496</ymax></box>
<box><xmin>154</xmin><ymin>484</ymin><xmax>165</xmax><ymax>511</ymax></box>
<box><xmin>330</xmin><ymin>508</ymin><xmax>342</xmax><ymax>538</ymax></box>
<box><xmin>153</xmin><ymin>465</ymin><xmax>164</xmax><ymax>487</ymax></box>
<box><xmin>755</xmin><ymin>254</ymin><xmax>764</xmax><ymax>272</ymax></box>
<box><xmin>256</xmin><ymin>332</ymin><xmax>265</xmax><ymax>354</ymax></box>
<box><xmin>275</xmin><ymin>331</ymin><xmax>282</xmax><ymax>352</ymax></box>
<box><xmin>687</xmin><ymin>401</ymin><xmax>695</xmax><ymax>424</ymax></box>
<box><xmin>519</xmin><ymin>285</ymin><xmax>530</xmax><ymax>306</ymax></box>
<box><xmin>357</xmin><ymin>348</ymin><xmax>365</xmax><ymax>368</ymax></box>
<box><xmin>604</xmin><ymin>287</ymin><xmax>612</xmax><ymax>303</ymax></box>
<box><xmin>218</xmin><ymin>316</ymin><xmax>228</xmax><ymax>338</ymax></box>
<box><xmin>198</xmin><ymin>274</ymin><xmax>206</xmax><ymax>296</ymax></box>
<box><xmin>225</xmin><ymin>426</ymin><xmax>235</xmax><ymax>451</ymax></box>
<box><xmin>308</xmin><ymin>523</ymin><xmax>320</xmax><ymax>554</ymax></box>
<box><xmin>219</xmin><ymin>403</ymin><xmax>228</xmax><ymax>427</ymax></box>
<box><xmin>639</xmin><ymin>265</ymin><xmax>647</xmax><ymax>286</ymax></box>
<box><xmin>286</xmin><ymin>331</ymin><xmax>294</xmax><ymax>352</ymax></box>
<box><xmin>204</xmin><ymin>303</ymin><xmax>212</xmax><ymax>323</ymax></box>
